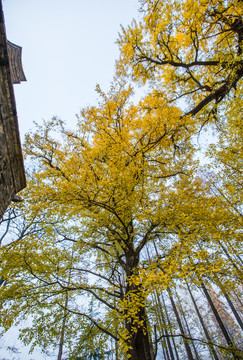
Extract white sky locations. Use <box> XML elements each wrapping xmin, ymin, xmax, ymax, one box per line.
<box><xmin>3</xmin><ymin>0</ymin><xmax>140</xmax><ymax>138</ymax></box>
<box><xmin>1</xmin><ymin>1</ymin><xmax>140</xmax><ymax>359</ymax></box>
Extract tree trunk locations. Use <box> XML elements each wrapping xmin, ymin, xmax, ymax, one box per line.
<box><xmin>115</xmin><ymin>331</ymin><xmax>119</xmax><ymax>360</ymax></box>
<box><xmin>57</xmin><ymin>250</ymin><xmax>73</xmax><ymax>360</ymax></box>
<box><xmin>201</xmin><ymin>282</ymin><xmax>242</xmax><ymax>360</ymax></box>
<box><xmin>175</xmin><ymin>292</ymin><xmax>200</xmax><ymax>360</ymax></box>
<box><xmin>57</xmin><ymin>292</ymin><xmax>69</xmax><ymax>360</ymax></box>
<box><xmin>233</xmin><ymin>291</ymin><xmax>243</xmax><ymax>308</ymax></box>
<box><xmin>146</xmin><ymin>246</ymin><xmax>175</xmax><ymax>360</ymax></box>
<box><xmin>218</xmin><ymin>288</ymin><xmax>243</xmax><ymax>331</ymax></box>
<box><xmin>155</xmin><ymin>292</ymin><xmax>175</xmax><ymax>360</ymax></box>
<box><xmin>187</xmin><ymin>283</ymin><xmax>220</xmax><ymax>360</ymax></box>
<box><xmin>162</xmin><ymin>339</ymin><xmax>169</xmax><ymax>360</ymax></box>
<box><xmin>161</xmin><ymin>292</ymin><xmax>180</xmax><ymax>360</ymax></box>
<box><xmin>126</xmin><ymin>305</ymin><xmax>154</xmax><ymax>360</ymax></box>
<box><xmin>167</xmin><ymin>287</ymin><xmax>194</xmax><ymax>360</ymax></box>
<box><xmin>124</xmin><ymin>247</ymin><xmax>154</xmax><ymax>360</ymax></box>
<box><xmin>212</xmin><ymin>274</ymin><xmax>243</xmax><ymax>331</ymax></box>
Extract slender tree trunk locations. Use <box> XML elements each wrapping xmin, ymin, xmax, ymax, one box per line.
<box><xmin>154</xmin><ymin>303</ymin><xmax>169</xmax><ymax>357</ymax></box>
<box><xmin>164</xmin><ymin>331</ymin><xmax>171</xmax><ymax>360</ymax></box>
<box><xmin>167</xmin><ymin>287</ymin><xmax>194</xmax><ymax>360</ymax></box>
<box><xmin>57</xmin><ymin>292</ymin><xmax>69</xmax><ymax>360</ymax></box>
<box><xmin>155</xmin><ymin>292</ymin><xmax>175</xmax><ymax>360</ymax></box>
<box><xmin>218</xmin><ymin>287</ymin><xmax>243</xmax><ymax>331</ymax></box>
<box><xmin>115</xmin><ymin>328</ymin><xmax>119</xmax><ymax>359</ymax></box>
<box><xmin>201</xmin><ymin>282</ymin><xmax>241</xmax><ymax>360</ymax></box>
<box><xmin>152</xmin><ymin>241</ymin><xmax>194</xmax><ymax>359</ymax></box>
<box><xmin>161</xmin><ymin>292</ymin><xmax>180</xmax><ymax>360</ymax></box>
<box><xmin>212</xmin><ymin>274</ymin><xmax>243</xmax><ymax>331</ymax></box>
<box><xmin>233</xmin><ymin>291</ymin><xmax>243</xmax><ymax>308</ymax></box>
<box><xmin>162</xmin><ymin>338</ymin><xmax>169</xmax><ymax>360</ymax></box>
<box><xmin>146</xmin><ymin>246</ymin><xmax>175</xmax><ymax>360</ymax></box>
<box><xmin>57</xmin><ymin>249</ymin><xmax>74</xmax><ymax>360</ymax></box>
<box><xmin>235</xmin><ymin>254</ymin><xmax>243</xmax><ymax>266</ymax></box>
<box><xmin>187</xmin><ymin>283</ymin><xmax>220</xmax><ymax>360</ymax></box>
<box><xmin>176</xmin><ymin>293</ymin><xmax>200</xmax><ymax>360</ymax></box>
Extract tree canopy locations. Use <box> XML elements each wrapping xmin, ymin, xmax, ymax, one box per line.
<box><xmin>0</xmin><ymin>1</ymin><xmax>242</xmax><ymax>359</ymax></box>
<box><xmin>117</xmin><ymin>0</ymin><xmax>243</xmax><ymax>119</ymax></box>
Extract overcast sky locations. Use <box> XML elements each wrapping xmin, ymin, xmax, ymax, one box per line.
<box><xmin>3</xmin><ymin>0</ymin><xmax>140</xmax><ymax>138</ymax></box>
<box><xmin>1</xmin><ymin>1</ymin><xmax>140</xmax><ymax>359</ymax></box>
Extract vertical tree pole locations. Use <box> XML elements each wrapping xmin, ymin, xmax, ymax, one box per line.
<box><xmin>57</xmin><ymin>292</ymin><xmax>69</xmax><ymax>360</ymax></box>
<box><xmin>201</xmin><ymin>282</ymin><xmax>241</xmax><ymax>360</ymax></box>
<box><xmin>214</xmin><ymin>275</ymin><xmax>243</xmax><ymax>331</ymax></box>
<box><xmin>161</xmin><ymin>292</ymin><xmax>180</xmax><ymax>360</ymax></box>
<box><xmin>154</xmin><ymin>291</ymin><xmax>175</xmax><ymax>360</ymax></box>
<box><xmin>57</xmin><ymin>248</ymin><xmax>74</xmax><ymax>360</ymax></box>
<box><xmin>167</xmin><ymin>287</ymin><xmax>194</xmax><ymax>360</ymax></box>
<box><xmin>223</xmin><ymin>293</ymin><xmax>243</xmax><ymax>331</ymax></box>
<box><xmin>175</xmin><ymin>292</ymin><xmax>200</xmax><ymax>360</ymax></box>
<box><xmin>186</xmin><ymin>283</ymin><xmax>220</xmax><ymax>360</ymax></box>
<box><xmin>146</xmin><ymin>246</ymin><xmax>175</xmax><ymax>360</ymax></box>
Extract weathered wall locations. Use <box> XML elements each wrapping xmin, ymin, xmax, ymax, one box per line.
<box><xmin>0</xmin><ymin>0</ymin><xmax>26</xmax><ymax>218</ymax></box>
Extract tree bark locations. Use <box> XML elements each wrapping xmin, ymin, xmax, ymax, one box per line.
<box><xmin>161</xmin><ymin>292</ymin><xmax>180</xmax><ymax>360</ymax></box>
<box><xmin>187</xmin><ymin>283</ymin><xmax>220</xmax><ymax>360</ymax></box>
<box><xmin>201</xmin><ymin>282</ymin><xmax>242</xmax><ymax>360</ymax></box>
<box><xmin>216</xmin><ymin>239</ymin><xmax>242</xmax><ymax>276</ymax></box>
<box><xmin>224</xmin><ymin>292</ymin><xmax>243</xmax><ymax>331</ymax></box>
<box><xmin>126</xmin><ymin>304</ymin><xmax>154</xmax><ymax>360</ymax></box>
<box><xmin>176</xmin><ymin>292</ymin><xmax>200</xmax><ymax>360</ymax></box>
<box><xmin>146</xmin><ymin>246</ymin><xmax>175</xmax><ymax>360</ymax></box>
<box><xmin>167</xmin><ymin>288</ymin><xmax>194</xmax><ymax>360</ymax></box>
<box><xmin>155</xmin><ymin>292</ymin><xmax>175</xmax><ymax>360</ymax></box>
<box><xmin>214</xmin><ymin>277</ymin><xmax>243</xmax><ymax>332</ymax></box>
<box><xmin>57</xmin><ymin>292</ymin><xmax>69</xmax><ymax>360</ymax></box>
<box><xmin>233</xmin><ymin>291</ymin><xmax>243</xmax><ymax>308</ymax></box>
<box><xmin>124</xmin><ymin>246</ymin><xmax>154</xmax><ymax>360</ymax></box>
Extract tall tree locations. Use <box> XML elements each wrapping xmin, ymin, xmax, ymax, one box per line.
<box><xmin>1</xmin><ymin>83</ymin><xmax>196</xmax><ymax>359</ymax></box>
<box><xmin>186</xmin><ymin>283</ymin><xmax>220</xmax><ymax>360</ymax></box>
<box><xmin>0</xmin><ymin>1</ymin><xmax>242</xmax><ymax>357</ymax></box>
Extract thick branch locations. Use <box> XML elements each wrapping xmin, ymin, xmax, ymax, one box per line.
<box><xmin>137</xmin><ymin>54</ymin><xmax>225</xmax><ymax>68</ymax></box>
<box><xmin>184</xmin><ymin>65</ymin><xmax>243</xmax><ymax>117</ymax></box>
<box><xmin>136</xmin><ymin>223</ymin><xmax>160</xmax><ymax>255</ymax></box>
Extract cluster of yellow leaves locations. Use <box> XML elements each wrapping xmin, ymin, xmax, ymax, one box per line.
<box><xmin>24</xmin><ymin>85</ymin><xmax>195</xmax><ymax>229</ymax></box>
<box><xmin>117</xmin><ymin>0</ymin><xmax>243</xmax><ymax>120</ymax></box>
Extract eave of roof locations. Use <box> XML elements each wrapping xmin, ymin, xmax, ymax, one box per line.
<box><xmin>0</xmin><ymin>0</ymin><xmax>26</xmax><ymax>217</ymax></box>
<box><xmin>7</xmin><ymin>40</ymin><xmax>27</xmax><ymax>84</ymax></box>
